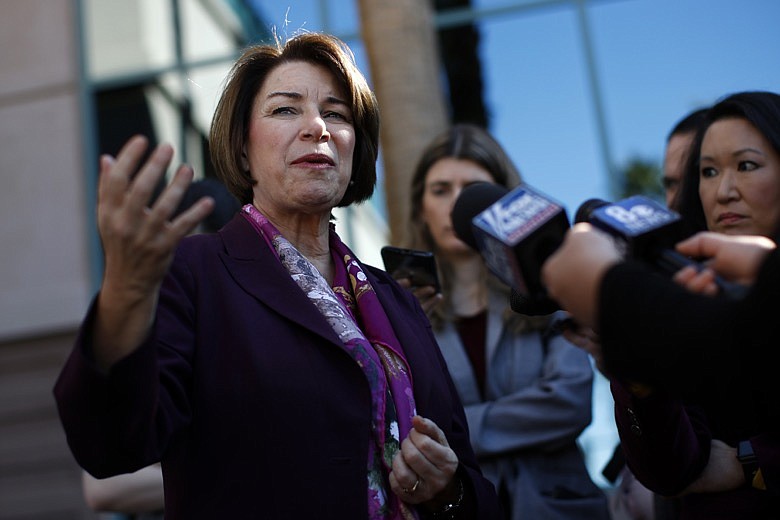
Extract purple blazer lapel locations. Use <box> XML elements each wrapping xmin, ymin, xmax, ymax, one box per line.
<box><xmin>217</xmin><ymin>214</ymin><xmax>343</xmax><ymax>347</ymax></box>
<box><xmin>363</xmin><ymin>266</ymin><xmax>440</xmax><ymax>401</ymax></box>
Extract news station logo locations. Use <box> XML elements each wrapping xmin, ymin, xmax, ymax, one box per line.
<box><xmin>593</xmin><ymin>196</ymin><xmax>678</xmax><ymax>237</ymax></box>
<box><xmin>474</xmin><ymin>186</ymin><xmax>564</xmax><ymax>245</ymax></box>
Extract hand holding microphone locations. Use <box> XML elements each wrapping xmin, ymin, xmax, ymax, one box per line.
<box><xmin>577</xmin><ymin>196</ymin><xmax>750</xmax><ymax>299</ymax></box>
<box><xmin>452</xmin><ymin>184</ymin><xmax>750</xmax><ymax>322</ymax></box>
<box><xmin>451</xmin><ymin>184</ymin><xmax>696</xmax><ymax>315</ymax></box>
<box><xmin>451</xmin><ymin>185</ymin><xmax>686</xmax><ymax>316</ymax></box>
<box><xmin>675</xmin><ymin>232</ymin><xmax>776</xmax><ymax>289</ymax></box>
<box><xmin>541</xmin><ymin>223</ymin><xmax>622</xmax><ymax>329</ymax></box>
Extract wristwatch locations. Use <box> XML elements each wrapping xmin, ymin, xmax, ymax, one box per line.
<box><xmin>737</xmin><ymin>440</ymin><xmax>760</xmax><ymax>487</ymax></box>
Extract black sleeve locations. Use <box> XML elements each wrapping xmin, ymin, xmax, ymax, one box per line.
<box><xmin>597</xmin><ymin>248</ymin><xmax>780</xmax><ymax>398</ymax></box>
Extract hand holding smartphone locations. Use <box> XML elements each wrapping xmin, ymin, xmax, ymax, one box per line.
<box><xmin>381</xmin><ymin>246</ymin><xmax>441</xmax><ymax>293</ymax></box>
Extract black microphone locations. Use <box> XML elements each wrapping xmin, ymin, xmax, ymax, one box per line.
<box><xmin>451</xmin><ymin>182</ymin><xmax>569</xmax><ymax>315</ymax></box>
<box><xmin>576</xmin><ymin>196</ymin><xmax>748</xmax><ymax>299</ymax></box>
<box><xmin>573</xmin><ymin>198</ymin><xmax>609</xmax><ymax>225</ymax></box>
<box><xmin>575</xmin><ymin>195</ymin><xmax>686</xmax><ymax>267</ymax></box>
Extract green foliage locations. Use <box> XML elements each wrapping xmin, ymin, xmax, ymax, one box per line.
<box><xmin>618</xmin><ymin>156</ymin><xmax>663</xmax><ymax>201</ymax></box>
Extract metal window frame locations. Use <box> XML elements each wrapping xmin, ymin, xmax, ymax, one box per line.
<box><xmin>76</xmin><ymin>0</ymin><xmax>618</xmax><ymax>289</ymax></box>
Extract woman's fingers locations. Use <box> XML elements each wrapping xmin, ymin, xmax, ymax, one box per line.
<box><xmin>410</xmin><ymin>416</ymin><xmax>449</xmax><ymax>448</ymax></box>
<box><xmin>391</xmin><ymin>450</ymin><xmax>430</xmax><ymax>505</ymax></box>
<box><xmin>146</xmin><ymin>164</ymin><xmax>193</xmax><ymax>228</ymax></box>
<box><xmin>100</xmin><ymin>138</ymin><xmax>213</xmax><ymax>237</ymax></box>
<box><xmin>392</xmin><ymin>277</ymin><xmax>443</xmax><ymax>317</ymax></box>
<box><xmin>97</xmin><ymin>137</ymin><xmax>214</xmax><ymax>293</ymax></box>
<box><xmin>126</xmin><ymin>143</ymin><xmax>176</xmax><ymax>217</ymax></box>
<box><xmin>390</xmin><ymin>416</ymin><xmax>458</xmax><ymax>504</ymax></box>
<box><xmin>97</xmin><ymin>137</ymin><xmax>173</xmax><ymax>228</ymax></box>
<box><xmin>412</xmin><ymin>287</ymin><xmax>442</xmax><ymax>316</ymax></box>
<box><xmin>168</xmin><ymin>186</ymin><xmax>215</xmax><ymax>239</ymax></box>
<box><xmin>673</xmin><ymin>265</ymin><xmax>718</xmax><ymax>296</ymax></box>
<box><xmin>98</xmin><ymin>135</ymin><xmax>148</xmax><ymax>211</ymax></box>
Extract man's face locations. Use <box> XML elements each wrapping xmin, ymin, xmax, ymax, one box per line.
<box><xmin>662</xmin><ymin>131</ymin><xmax>696</xmax><ymax>208</ymax></box>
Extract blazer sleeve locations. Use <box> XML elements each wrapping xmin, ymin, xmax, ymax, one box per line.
<box><xmin>464</xmin><ymin>334</ymin><xmax>595</xmax><ymax>457</ymax></box>
<box><xmin>599</xmin><ymin>248</ymin><xmax>780</xmax><ymax>426</ymax></box>
<box><xmin>53</xmin><ymin>249</ymin><xmax>198</xmax><ymax>478</ymax></box>
<box><xmin>598</xmin><ymin>260</ymin><xmax>741</xmax><ymax>396</ymax></box>
<box><xmin>611</xmin><ymin>381</ymin><xmax>712</xmax><ymax>496</ymax></box>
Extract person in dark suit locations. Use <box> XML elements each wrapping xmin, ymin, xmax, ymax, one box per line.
<box><xmin>542</xmin><ymin>225</ymin><xmax>779</xmax><ymax>504</ymax></box>
<box><xmin>54</xmin><ymin>32</ymin><xmax>500</xmax><ymax>519</ymax></box>
<box><xmin>542</xmin><ymin>91</ymin><xmax>780</xmax><ymax>518</ymax></box>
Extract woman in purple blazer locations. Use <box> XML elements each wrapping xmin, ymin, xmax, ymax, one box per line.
<box><xmin>54</xmin><ymin>33</ymin><xmax>500</xmax><ymax>519</ymax></box>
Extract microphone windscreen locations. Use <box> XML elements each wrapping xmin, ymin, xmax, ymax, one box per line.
<box><xmin>574</xmin><ymin>198</ymin><xmax>610</xmax><ymax>224</ymax></box>
<box><xmin>451</xmin><ymin>182</ymin><xmax>509</xmax><ymax>250</ymax></box>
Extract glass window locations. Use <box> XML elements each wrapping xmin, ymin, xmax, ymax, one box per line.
<box><xmin>180</xmin><ymin>0</ymin><xmax>241</xmax><ymax>62</ymax></box>
<box><xmin>85</xmin><ymin>0</ymin><xmax>176</xmax><ymax>80</ymax></box>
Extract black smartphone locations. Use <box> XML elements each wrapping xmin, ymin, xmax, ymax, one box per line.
<box><xmin>381</xmin><ymin>246</ymin><xmax>441</xmax><ymax>292</ymax></box>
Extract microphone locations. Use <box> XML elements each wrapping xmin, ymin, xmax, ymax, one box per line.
<box><xmin>575</xmin><ymin>196</ymin><xmax>748</xmax><ymax>299</ymax></box>
<box><xmin>575</xmin><ymin>195</ymin><xmax>685</xmax><ymax>267</ymax></box>
<box><xmin>451</xmin><ymin>182</ymin><xmax>569</xmax><ymax>314</ymax></box>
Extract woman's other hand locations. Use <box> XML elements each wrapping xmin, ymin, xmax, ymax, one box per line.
<box><xmin>390</xmin><ymin>416</ymin><xmax>460</xmax><ymax>509</ymax></box>
<box><xmin>394</xmin><ymin>277</ymin><xmax>443</xmax><ymax>317</ymax></box>
<box><xmin>679</xmin><ymin>440</ymin><xmax>743</xmax><ymax>495</ymax></box>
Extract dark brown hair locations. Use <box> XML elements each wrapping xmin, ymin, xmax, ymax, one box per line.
<box><xmin>407</xmin><ymin>124</ymin><xmax>548</xmax><ymax>332</ymax></box>
<box><xmin>209</xmin><ymin>32</ymin><xmax>380</xmax><ymax>206</ymax></box>
<box><xmin>408</xmin><ymin>124</ymin><xmax>522</xmax><ymax>252</ymax></box>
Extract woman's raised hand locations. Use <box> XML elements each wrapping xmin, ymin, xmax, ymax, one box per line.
<box><xmin>93</xmin><ymin>136</ymin><xmax>214</xmax><ymax>369</ymax></box>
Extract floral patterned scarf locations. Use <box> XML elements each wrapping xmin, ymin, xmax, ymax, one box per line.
<box><xmin>242</xmin><ymin>205</ymin><xmax>418</xmax><ymax>520</ymax></box>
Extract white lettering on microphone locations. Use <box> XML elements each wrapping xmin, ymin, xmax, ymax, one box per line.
<box><xmin>603</xmin><ymin>202</ymin><xmax>675</xmax><ymax>235</ymax></box>
<box><xmin>477</xmin><ymin>191</ymin><xmax>558</xmax><ymax>244</ymax></box>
